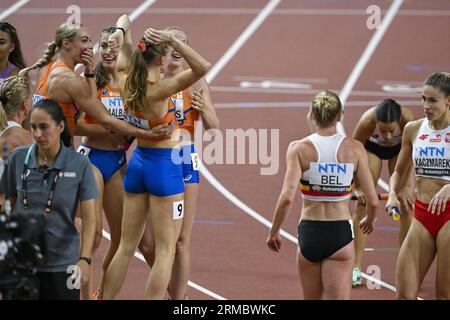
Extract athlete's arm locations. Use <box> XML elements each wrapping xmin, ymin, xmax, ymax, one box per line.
<box><xmin>267</xmin><ymin>141</ymin><xmax>302</xmax><ymax>252</ymax></box>
<box><xmin>78</xmin><ymin>198</ymin><xmax>96</xmax><ymax>288</ymax></box>
<box><xmin>190</xmin><ymin>78</ymin><xmax>219</xmax><ymax>130</ymax></box>
<box><xmin>75</xmin><ymin>112</ymin><xmax>115</xmax><ymax>136</ymax></box>
<box><xmin>65</xmin><ymin>76</ymin><xmax>171</xmax><ymax>139</ymax></box>
<box><xmin>386</xmin><ymin>121</ymin><xmax>418</xmax><ymax>213</ymax></box>
<box><xmin>145</xmin><ymin>28</ymin><xmax>211</xmax><ymax>99</ymax></box>
<box><xmin>352</xmin><ymin>108</ymin><xmax>376</xmax><ymax>144</ymax></box>
<box><xmin>109</xmin><ymin>14</ymin><xmax>132</xmax><ymax>77</ymax></box>
<box><xmin>354</xmin><ymin>140</ymin><xmax>379</xmax><ymax>234</ymax></box>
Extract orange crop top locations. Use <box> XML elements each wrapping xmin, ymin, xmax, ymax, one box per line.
<box><xmin>171</xmin><ymin>89</ymin><xmax>199</xmax><ymax>135</ymax></box>
<box><xmin>123</xmin><ymin>98</ymin><xmax>175</xmax><ymax>142</ymax></box>
<box><xmin>84</xmin><ymin>84</ymin><xmax>126</xmax><ymax>124</ymax></box>
<box><xmin>33</xmin><ymin>61</ymin><xmax>79</xmax><ymax>135</ymax></box>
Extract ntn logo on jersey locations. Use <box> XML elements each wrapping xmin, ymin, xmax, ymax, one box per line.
<box><xmin>418</xmin><ymin>147</ymin><xmax>445</xmax><ymax>157</ymax></box>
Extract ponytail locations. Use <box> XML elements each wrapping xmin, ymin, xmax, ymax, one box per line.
<box><xmin>125</xmin><ymin>48</ymin><xmax>148</xmax><ymax>111</ymax></box>
<box><xmin>19</xmin><ymin>41</ymin><xmax>57</xmax><ymax>78</ymax></box>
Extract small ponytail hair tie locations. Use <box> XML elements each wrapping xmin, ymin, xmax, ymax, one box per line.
<box><xmin>0</xmin><ymin>95</ymin><xmax>8</xmax><ymax>105</ymax></box>
<box><xmin>138</xmin><ymin>40</ymin><xmax>147</xmax><ymax>54</ymax></box>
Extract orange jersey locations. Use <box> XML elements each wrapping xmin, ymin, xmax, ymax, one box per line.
<box><xmin>84</xmin><ymin>84</ymin><xmax>125</xmax><ymax>124</ymax></box>
<box><xmin>171</xmin><ymin>89</ymin><xmax>199</xmax><ymax>135</ymax></box>
<box><xmin>33</xmin><ymin>61</ymin><xmax>79</xmax><ymax>135</ymax></box>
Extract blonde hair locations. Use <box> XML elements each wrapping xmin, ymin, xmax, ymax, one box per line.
<box><xmin>0</xmin><ymin>75</ymin><xmax>31</xmax><ymax>132</ymax></box>
<box><xmin>19</xmin><ymin>23</ymin><xmax>82</xmax><ymax>78</ymax></box>
<box><xmin>164</xmin><ymin>25</ymin><xmax>188</xmax><ymax>42</ymax></box>
<box><xmin>310</xmin><ymin>90</ymin><xmax>342</xmax><ymax>127</ymax></box>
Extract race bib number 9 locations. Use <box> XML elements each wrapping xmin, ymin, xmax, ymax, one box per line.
<box><xmin>173</xmin><ymin>200</ymin><xmax>184</xmax><ymax>220</ymax></box>
<box><xmin>191</xmin><ymin>153</ymin><xmax>200</xmax><ymax>171</ymax></box>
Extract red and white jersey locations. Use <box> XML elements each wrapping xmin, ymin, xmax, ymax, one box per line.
<box><xmin>413</xmin><ymin>119</ymin><xmax>450</xmax><ymax>181</ymax></box>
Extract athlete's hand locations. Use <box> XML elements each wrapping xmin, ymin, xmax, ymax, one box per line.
<box><xmin>267</xmin><ymin>231</ymin><xmax>282</xmax><ymax>252</ymax></box>
<box><xmin>191</xmin><ymin>88</ymin><xmax>206</xmax><ymax>113</ymax></box>
<box><xmin>428</xmin><ymin>184</ymin><xmax>450</xmax><ymax>215</ymax></box>
<box><xmin>108</xmin><ymin>30</ymin><xmax>124</xmax><ymax>54</ymax></box>
<box><xmin>353</xmin><ymin>188</ymin><xmax>366</xmax><ymax>206</ymax></box>
<box><xmin>76</xmin><ymin>259</ymin><xmax>90</xmax><ymax>288</ymax></box>
<box><xmin>148</xmin><ymin>121</ymin><xmax>175</xmax><ymax>139</ymax></box>
<box><xmin>359</xmin><ymin>215</ymin><xmax>376</xmax><ymax>234</ymax></box>
<box><xmin>80</xmin><ymin>48</ymin><xmax>95</xmax><ymax>74</ymax></box>
<box><xmin>385</xmin><ymin>192</ymin><xmax>401</xmax><ymax>216</ymax></box>
<box><xmin>144</xmin><ymin>28</ymin><xmax>174</xmax><ymax>46</ymax></box>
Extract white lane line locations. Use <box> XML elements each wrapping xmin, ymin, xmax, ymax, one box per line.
<box><xmin>234</xmin><ymin>76</ymin><xmax>328</xmax><ymax>84</ymax></box>
<box><xmin>336</xmin><ymin>0</ymin><xmax>403</xmax><ymax>193</ymax></box>
<box><xmin>213</xmin><ymin>100</ymin><xmax>421</xmax><ymax>109</ymax></box>
<box><xmin>101</xmin><ymin>229</ymin><xmax>227</xmax><ymax>300</ymax></box>
<box><xmin>0</xmin><ymin>0</ymin><xmax>30</xmax><ymax>20</ymax></box>
<box><xmin>205</xmin><ymin>0</ymin><xmax>282</xmax><ymax>84</ymax></box>
<box><xmin>339</xmin><ymin>0</ymin><xmax>404</xmax><ymax>112</ymax></box>
<box><xmin>211</xmin><ymin>86</ymin><xmax>419</xmax><ymax>97</ymax></box>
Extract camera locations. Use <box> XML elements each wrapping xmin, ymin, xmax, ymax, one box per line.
<box><xmin>0</xmin><ymin>201</ymin><xmax>47</xmax><ymax>300</ymax></box>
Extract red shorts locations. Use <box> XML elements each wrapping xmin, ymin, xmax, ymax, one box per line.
<box><xmin>414</xmin><ymin>200</ymin><xmax>450</xmax><ymax>238</ymax></box>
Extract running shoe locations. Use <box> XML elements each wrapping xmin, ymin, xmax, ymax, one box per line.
<box><xmin>352</xmin><ymin>267</ymin><xmax>362</xmax><ymax>287</ymax></box>
<box><xmin>92</xmin><ymin>288</ymin><xmax>102</xmax><ymax>300</ymax></box>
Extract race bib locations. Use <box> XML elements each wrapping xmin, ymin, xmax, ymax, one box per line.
<box><xmin>101</xmin><ymin>97</ymin><xmax>125</xmax><ymax>119</ymax></box>
<box><xmin>123</xmin><ymin>114</ymin><xmax>150</xmax><ymax>129</ymax></box>
<box><xmin>174</xmin><ymin>92</ymin><xmax>184</xmax><ymax>122</ymax></box>
<box><xmin>173</xmin><ymin>200</ymin><xmax>184</xmax><ymax>220</ymax></box>
<box><xmin>191</xmin><ymin>153</ymin><xmax>200</xmax><ymax>171</ymax></box>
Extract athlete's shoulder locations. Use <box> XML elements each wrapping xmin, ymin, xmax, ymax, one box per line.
<box><xmin>405</xmin><ymin>118</ymin><xmax>425</xmax><ymax>131</ymax></box>
<box><xmin>342</xmin><ymin>136</ymin><xmax>364</xmax><ymax>152</ymax></box>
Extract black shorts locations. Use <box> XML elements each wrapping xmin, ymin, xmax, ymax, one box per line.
<box><xmin>364</xmin><ymin>140</ymin><xmax>401</xmax><ymax>160</ymax></box>
<box><xmin>298</xmin><ymin>220</ymin><xmax>354</xmax><ymax>263</ymax></box>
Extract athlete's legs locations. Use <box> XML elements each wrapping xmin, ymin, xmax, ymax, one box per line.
<box><xmin>395</xmin><ymin>220</ymin><xmax>436</xmax><ymax>299</ymax></box>
<box><xmin>321</xmin><ymin>241</ymin><xmax>354</xmax><ymax>299</ymax></box>
<box><xmin>435</xmin><ymin>221</ymin><xmax>450</xmax><ymax>299</ymax></box>
<box><xmin>138</xmin><ymin>211</ymin><xmax>155</xmax><ymax>267</ymax></box>
<box><xmin>81</xmin><ymin>165</ymin><xmax>103</xmax><ymax>300</ymax></box>
<box><xmin>297</xmin><ymin>247</ymin><xmax>322</xmax><ymax>299</ymax></box>
<box><xmin>97</xmin><ymin>170</ymin><xmax>125</xmax><ymax>299</ymax></box>
<box><xmin>145</xmin><ymin>193</ymin><xmax>183</xmax><ymax>300</ymax></box>
<box><xmin>169</xmin><ymin>183</ymin><xmax>199</xmax><ymax>300</ymax></box>
<box><xmin>102</xmin><ymin>192</ymin><xmax>149</xmax><ymax>300</ymax></box>
<box><xmin>388</xmin><ymin>155</ymin><xmax>413</xmax><ymax>245</ymax></box>
<box><xmin>353</xmin><ymin>151</ymin><xmax>381</xmax><ymax>270</ymax></box>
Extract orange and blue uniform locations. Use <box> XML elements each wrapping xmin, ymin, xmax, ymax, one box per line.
<box><xmin>172</xmin><ymin>89</ymin><xmax>200</xmax><ymax>184</ymax></box>
<box><xmin>123</xmin><ymin>82</ymin><xmax>183</xmax><ymax>197</ymax></box>
<box><xmin>77</xmin><ymin>84</ymin><xmax>127</xmax><ymax>182</ymax></box>
<box><xmin>33</xmin><ymin>61</ymin><xmax>79</xmax><ymax>137</ymax></box>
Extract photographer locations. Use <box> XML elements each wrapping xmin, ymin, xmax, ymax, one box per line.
<box><xmin>0</xmin><ymin>99</ymin><xmax>97</xmax><ymax>300</ymax></box>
